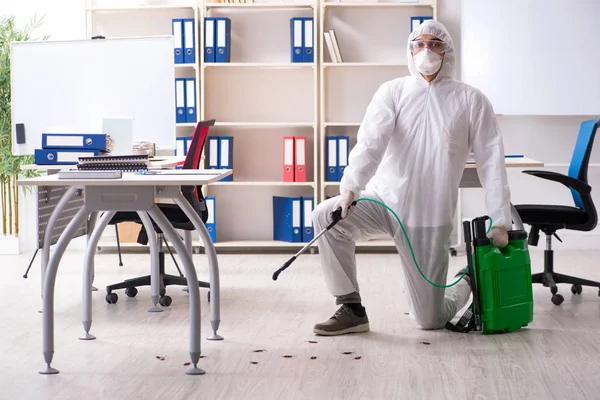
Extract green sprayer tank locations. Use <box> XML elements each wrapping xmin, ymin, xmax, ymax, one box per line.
<box><xmin>465</xmin><ymin>217</ymin><xmax>534</xmax><ymax>334</ymax></box>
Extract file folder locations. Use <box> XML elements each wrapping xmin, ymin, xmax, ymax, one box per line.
<box><xmin>185</xmin><ymin>78</ymin><xmax>197</xmax><ymax>123</ymax></box>
<box><xmin>176</xmin><ymin>136</ymin><xmax>193</xmax><ymax>156</ymax></box>
<box><xmin>273</xmin><ymin>196</ymin><xmax>302</xmax><ymax>242</ymax></box>
<box><xmin>183</xmin><ymin>18</ymin><xmax>196</xmax><ymax>64</ymax></box>
<box><xmin>208</xmin><ymin>136</ymin><xmax>219</xmax><ymax>169</ymax></box>
<box><xmin>176</xmin><ymin>137</ymin><xmax>186</xmax><ymax>156</ymax></box>
<box><xmin>326</xmin><ymin>136</ymin><xmax>338</xmax><ymax>181</ymax></box>
<box><xmin>204</xmin><ymin>17</ymin><xmax>216</xmax><ymax>63</ymax></box>
<box><xmin>219</xmin><ymin>136</ymin><xmax>233</xmax><ymax>181</ymax></box>
<box><xmin>34</xmin><ymin>149</ymin><xmax>99</xmax><ymax>165</ymax></box>
<box><xmin>175</xmin><ymin>78</ymin><xmax>186</xmax><ymax>123</ymax></box>
<box><xmin>301</xmin><ymin>196</ymin><xmax>314</xmax><ymax>242</ymax></box>
<box><xmin>337</xmin><ymin>136</ymin><xmax>348</xmax><ymax>181</ymax></box>
<box><xmin>411</xmin><ymin>16</ymin><xmax>433</xmax><ymax>33</ymax></box>
<box><xmin>205</xmin><ymin>196</ymin><xmax>217</xmax><ymax>243</ymax></box>
<box><xmin>172</xmin><ymin>19</ymin><xmax>184</xmax><ymax>64</ymax></box>
<box><xmin>42</xmin><ymin>133</ymin><xmax>107</xmax><ymax>151</ymax></box>
<box><xmin>283</xmin><ymin>136</ymin><xmax>295</xmax><ymax>182</ymax></box>
<box><xmin>215</xmin><ymin>17</ymin><xmax>231</xmax><ymax>63</ymax></box>
<box><xmin>290</xmin><ymin>17</ymin><xmax>303</xmax><ymax>63</ymax></box>
<box><xmin>294</xmin><ymin>136</ymin><xmax>306</xmax><ymax>182</ymax></box>
<box><xmin>302</xmin><ymin>17</ymin><xmax>314</xmax><ymax>63</ymax></box>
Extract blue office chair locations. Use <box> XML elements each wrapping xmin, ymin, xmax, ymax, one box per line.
<box><xmin>514</xmin><ymin>119</ymin><xmax>599</xmax><ymax>305</ymax></box>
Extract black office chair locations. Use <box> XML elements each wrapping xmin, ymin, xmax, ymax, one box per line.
<box><xmin>105</xmin><ymin>119</ymin><xmax>215</xmax><ymax>307</ymax></box>
<box><xmin>514</xmin><ymin>118</ymin><xmax>599</xmax><ymax>305</ymax></box>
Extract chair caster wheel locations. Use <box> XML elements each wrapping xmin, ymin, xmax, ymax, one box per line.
<box><xmin>571</xmin><ymin>284</ymin><xmax>582</xmax><ymax>295</ymax></box>
<box><xmin>550</xmin><ymin>286</ymin><xmax>558</xmax><ymax>295</ymax></box>
<box><xmin>450</xmin><ymin>248</ymin><xmax>457</xmax><ymax>257</ymax></box>
<box><xmin>159</xmin><ymin>295</ymin><xmax>172</xmax><ymax>307</ymax></box>
<box><xmin>106</xmin><ymin>293</ymin><xmax>118</xmax><ymax>304</ymax></box>
<box><xmin>551</xmin><ymin>294</ymin><xmax>564</xmax><ymax>305</ymax></box>
<box><xmin>125</xmin><ymin>287</ymin><xmax>138</xmax><ymax>298</ymax></box>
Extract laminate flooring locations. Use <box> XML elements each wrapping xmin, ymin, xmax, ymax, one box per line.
<box><xmin>1</xmin><ymin>248</ymin><xmax>600</xmax><ymax>400</ymax></box>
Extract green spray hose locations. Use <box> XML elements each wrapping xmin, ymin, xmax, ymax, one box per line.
<box><xmin>355</xmin><ymin>197</ymin><xmax>492</xmax><ymax>289</ymax></box>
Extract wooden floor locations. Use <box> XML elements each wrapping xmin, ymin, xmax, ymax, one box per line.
<box><xmin>2</xmin><ymin>247</ymin><xmax>600</xmax><ymax>400</ymax></box>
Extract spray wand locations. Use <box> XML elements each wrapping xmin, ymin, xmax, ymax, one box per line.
<box><xmin>272</xmin><ymin>201</ymin><xmax>356</xmax><ymax>281</ymax></box>
<box><xmin>272</xmin><ymin>198</ymin><xmax>492</xmax><ymax>289</ymax></box>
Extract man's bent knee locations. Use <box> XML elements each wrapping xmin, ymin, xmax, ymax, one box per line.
<box><xmin>312</xmin><ymin>198</ymin><xmax>335</xmax><ymax>230</ymax></box>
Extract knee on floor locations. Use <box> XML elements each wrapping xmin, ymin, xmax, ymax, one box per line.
<box><xmin>413</xmin><ymin>313</ymin><xmax>445</xmax><ymax>330</ymax></box>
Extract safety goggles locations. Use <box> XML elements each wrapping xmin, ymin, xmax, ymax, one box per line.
<box><xmin>409</xmin><ymin>39</ymin><xmax>446</xmax><ymax>54</ymax></box>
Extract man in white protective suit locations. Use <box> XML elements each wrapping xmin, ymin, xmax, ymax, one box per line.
<box><xmin>311</xmin><ymin>20</ymin><xmax>512</xmax><ymax>336</ymax></box>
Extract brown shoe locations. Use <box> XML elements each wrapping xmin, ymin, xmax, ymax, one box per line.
<box><xmin>313</xmin><ymin>305</ymin><xmax>370</xmax><ymax>336</ymax></box>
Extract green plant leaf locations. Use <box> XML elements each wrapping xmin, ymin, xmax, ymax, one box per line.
<box><xmin>0</xmin><ymin>14</ymin><xmax>46</xmax><ymax>235</ymax></box>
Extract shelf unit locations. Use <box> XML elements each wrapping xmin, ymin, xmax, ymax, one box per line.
<box><xmin>200</xmin><ymin>0</ymin><xmax>318</xmax><ymax>250</ymax></box>
<box><xmin>84</xmin><ymin>0</ymin><xmax>436</xmax><ymax>251</ymax></box>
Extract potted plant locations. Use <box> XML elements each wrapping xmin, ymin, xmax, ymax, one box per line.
<box><xmin>0</xmin><ymin>15</ymin><xmax>46</xmax><ymax>254</ymax></box>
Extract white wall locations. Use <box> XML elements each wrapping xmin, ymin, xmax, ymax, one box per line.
<box><xmin>0</xmin><ymin>0</ymin><xmax>86</xmax><ymax>41</ymax></box>
<box><xmin>438</xmin><ymin>0</ymin><xmax>600</xmax><ymax>250</ymax></box>
<box><xmin>3</xmin><ymin>0</ymin><xmax>598</xmax><ymax>251</ymax></box>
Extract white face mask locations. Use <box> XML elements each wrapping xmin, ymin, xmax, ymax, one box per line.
<box><xmin>413</xmin><ymin>49</ymin><xmax>443</xmax><ymax>76</ymax></box>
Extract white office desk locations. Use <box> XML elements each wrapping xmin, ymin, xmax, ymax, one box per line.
<box><xmin>18</xmin><ymin>169</ymin><xmax>232</xmax><ymax>376</ymax></box>
<box><xmin>454</xmin><ymin>156</ymin><xmax>545</xmax><ymax>249</ymax></box>
<box><xmin>20</xmin><ymin>156</ymin><xmax>188</xmax><ymax>300</ymax></box>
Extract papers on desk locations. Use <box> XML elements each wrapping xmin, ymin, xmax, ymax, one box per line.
<box><xmin>138</xmin><ymin>169</ymin><xmax>228</xmax><ymax>176</ymax></box>
<box><xmin>466</xmin><ymin>154</ymin><xmax>524</xmax><ymax>164</ymax></box>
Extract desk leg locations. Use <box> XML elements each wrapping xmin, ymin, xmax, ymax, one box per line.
<box><xmin>174</xmin><ymin>194</ymin><xmax>222</xmax><ymax>341</ymax></box>
<box><xmin>40</xmin><ymin>205</ymin><xmax>91</xmax><ymax>375</ymax></box>
<box><xmin>87</xmin><ymin>211</ymin><xmax>99</xmax><ymax>292</ymax></box>
<box><xmin>137</xmin><ymin>212</ymin><xmax>163</xmax><ymax>313</ymax></box>
<box><xmin>80</xmin><ymin>211</ymin><xmax>115</xmax><ymax>340</ymax></box>
<box><xmin>510</xmin><ymin>203</ymin><xmax>526</xmax><ymax>232</ymax></box>
<box><xmin>147</xmin><ymin>205</ymin><xmax>205</xmax><ymax>376</ymax></box>
<box><xmin>41</xmin><ymin>187</ymin><xmax>78</xmax><ymax>302</ymax></box>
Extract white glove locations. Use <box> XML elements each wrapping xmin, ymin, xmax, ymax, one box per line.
<box><xmin>334</xmin><ymin>189</ymin><xmax>358</xmax><ymax>220</ymax></box>
<box><xmin>487</xmin><ymin>226</ymin><xmax>509</xmax><ymax>249</ymax></box>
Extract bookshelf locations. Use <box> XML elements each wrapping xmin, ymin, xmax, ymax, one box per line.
<box><xmin>85</xmin><ymin>0</ymin><xmax>436</xmax><ymax>252</ymax></box>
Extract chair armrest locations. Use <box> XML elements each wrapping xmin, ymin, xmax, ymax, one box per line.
<box><xmin>522</xmin><ymin>170</ymin><xmax>591</xmax><ymax>195</ymax></box>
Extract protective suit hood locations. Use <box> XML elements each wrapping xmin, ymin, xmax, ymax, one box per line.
<box><xmin>407</xmin><ymin>20</ymin><xmax>456</xmax><ymax>81</ymax></box>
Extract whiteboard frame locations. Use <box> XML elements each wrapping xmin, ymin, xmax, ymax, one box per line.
<box><xmin>10</xmin><ymin>35</ymin><xmax>177</xmax><ymax>156</ymax></box>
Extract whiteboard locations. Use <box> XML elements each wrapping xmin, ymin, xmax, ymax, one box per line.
<box><xmin>11</xmin><ymin>36</ymin><xmax>176</xmax><ymax>156</ymax></box>
<box><xmin>461</xmin><ymin>0</ymin><xmax>600</xmax><ymax>116</ymax></box>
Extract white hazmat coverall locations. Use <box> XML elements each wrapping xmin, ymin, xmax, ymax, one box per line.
<box><xmin>312</xmin><ymin>20</ymin><xmax>512</xmax><ymax>330</ymax></box>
